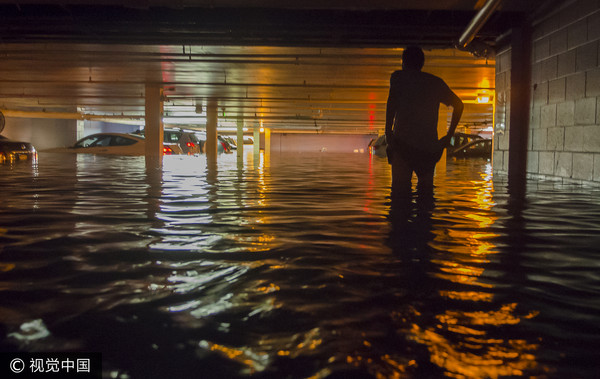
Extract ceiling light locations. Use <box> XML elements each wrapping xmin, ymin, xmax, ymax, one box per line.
<box><xmin>476</xmin><ymin>92</ymin><xmax>492</xmax><ymax>104</ymax></box>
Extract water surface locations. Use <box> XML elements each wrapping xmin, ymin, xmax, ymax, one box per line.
<box><xmin>1</xmin><ymin>152</ymin><xmax>599</xmax><ymax>378</ymax></box>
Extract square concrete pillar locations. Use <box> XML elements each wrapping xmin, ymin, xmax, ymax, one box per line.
<box><xmin>145</xmin><ymin>84</ymin><xmax>164</xmax><ymax>170</ymax></box>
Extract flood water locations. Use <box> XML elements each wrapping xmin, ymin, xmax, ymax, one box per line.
<box><xmin>1</xmin><ymin>151</ymin><xmax>599</xmax><ymax>378</ymax></box>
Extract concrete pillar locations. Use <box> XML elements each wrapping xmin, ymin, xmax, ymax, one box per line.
<box><xmin>253</xmin><ymin>124</ymin><xmax>261</xmax><ymax>152</ymax></box>
<box><xmin>145</xmin><ymin>84</ymin><xmax>164</xmax><ymax>170</ymax></box>
<box><xmin>264</xmin><ymin>128</ymin><xmax>271</xmax><ymax>156</ymax></box>
<box><xmin>236</xmin><ymin>116</ymin><xmax>244</xmax><ymax>163</ymax></box>
<box><xmin>205</xmin><ymin>99</ymin><xmax>218</xmax><ymax>164</ymax></box>
<box><xmin>508</xmin><ymin>20</ymin><xmax>531</xmax><ymax>197</ymax></box>
<box><xmin>253</xmin><ymin>123</ymin><xmax>261</xmax><ymax>167</ymax></box>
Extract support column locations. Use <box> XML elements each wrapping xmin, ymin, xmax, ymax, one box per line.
<box><xmin>205</xmin><ymin>99</ymin><xmax>218</xmax><ymax>164</ymax></box>
<box><xmin>264</xmin><ymin>128</ymin><xmax>271</xmax><ymax>156</ymax></box>
<box><xmin>508</xmin><ymin>19</ymin><xmax>531</xmax><ymax>197</ymax></box>
<box><xmin>236</xmin><ymin>116</ymin><xmax>244</xmax><ymax>164</ymax></box>
<box><xmin>253</xmin><ymin>124</ymin><xmax>261</xmax><ymax>152</ymax></box>
<box><xmin>145</xmin><ymin>84</ymin><xmax>164</xmax><ymax>170</ymax></box>
<box><xmin>253</xmin><ymin>122</ymin><xmax>261</xmax><ymax>167</ymax></box>
<box><xmin>264</xmin><ymin>128</ymin><xmax>271</xmax><ymax>167</ymax></box>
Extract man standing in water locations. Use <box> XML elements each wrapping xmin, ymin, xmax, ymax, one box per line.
<box><xmin>385</xmin><ymin>46</ymin><xmax>463</xmax><ymax>198</ymax></box>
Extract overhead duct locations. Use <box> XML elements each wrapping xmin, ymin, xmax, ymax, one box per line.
<box><xmin>456</xmin><ymin>0</ymin><xmax>503</xmax><ymax>57</ymax></box>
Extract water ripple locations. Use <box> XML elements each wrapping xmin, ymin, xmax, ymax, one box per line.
<box><xmin>0</xmin><ymin>153</ymin><xmax>599</xmax><ymax>377</ymax></box>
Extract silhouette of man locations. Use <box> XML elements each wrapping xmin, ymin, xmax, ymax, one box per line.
<box><xmin>385</xmin><ymin>46</ymin><xmax>463</xmax><ymax>198</ymax></box>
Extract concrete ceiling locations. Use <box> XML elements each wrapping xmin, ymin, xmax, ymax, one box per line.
<box><xmin>0</xmin><ymin>0</ymin><xmax>552</xmax><ymax>135</ymax></box>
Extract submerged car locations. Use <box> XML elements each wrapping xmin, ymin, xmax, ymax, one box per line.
<box><xmin>0</xmin><ymin>135</ymin><xmax>37</xmax><ymax>163</ymax></box>
<box><xmin>163</xmin><ymin>129</ymin><xmax>202</xmax><ymax>155</ymax></box>
<box><xmin>220</xmin><ymin>136</ymin><xmax>237</xmax><ymax>150</ymax></box>
<box><xmin>368</xmin><ymin>135</ymin><xmax>387</xmax><ymax>158</ymax></box>
<box><xmin>448</xmin><ymin>138</ymin><xmax>492</xmax><ymax>159</ymax></box>
<box><xmin>218</xmin><ymin>136</ymin><xmax>235</xmax><ymax>152</ymax></box>
<box><xmin>194</xmin><ymin>132</ymin><xmax>233</xmax><ymax>154</ymax></box>
<box><xmin>449</xmin><ymin>132</ymin><xmax>483</xmax><ymax>150</ymax></box>
<box><xmin>45</xmin><ymin>133</ymin><xmax>181</xmax><ymax>155</ymax></box>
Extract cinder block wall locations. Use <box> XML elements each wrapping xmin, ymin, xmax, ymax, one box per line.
<box><xmin>493</xmin><ymin>47</ymin><xmax>511</xmax><ymax>174</ymax></box>
<box><xmin>494</xmin><ymin>0</ymin><xmax>600</xmax><ymax>184</ymax></box>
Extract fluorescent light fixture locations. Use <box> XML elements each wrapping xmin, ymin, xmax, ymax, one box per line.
<box><xmin>476</xmin><ymin>92</ymin><xmax>493</xmax><ymax>104</ymax></box>
<box><xmin>163</xmin><ymin>116</ymin><xmax>207</xmax><ymax>124</ymax></box>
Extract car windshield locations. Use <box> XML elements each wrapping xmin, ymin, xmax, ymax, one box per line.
<box><xmin>111</xmin><ymin>136</ymin><xmax>138</xmax><ymax>146</ymax></box>
<box><xmin>164</xmin><ymin>131</ymin><xmax>181</xmax><ymax>143</ymax></box>
<box><xmin>74</xmin><ymin>135</ymin><xmax>111</xmax><ymax>148</ymax></box>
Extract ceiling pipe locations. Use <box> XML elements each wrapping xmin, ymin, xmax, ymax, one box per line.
<box><xmin>456</xmin><ymin>0</ymin><xmax>503</xmax><ymax>56</ymax></box>
<box><xmin>0</xmin><ymin>109</ymin><xmax>143</xmax><ymax>124</ymax></box>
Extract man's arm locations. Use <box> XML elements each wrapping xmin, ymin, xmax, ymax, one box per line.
<box><xmin>385</xmin><ymin>81</ymin><xmax>397</xmax><ymax>145</ymax></box>
<box><xmin>446</xmin><ymin>92</ymin><xmax>464</xmax><ymax>138</ymax></box>
<box><xmin>440</xmin><ymin>91</ymin><xmax>464</xmax><ymax>147</ymax></box>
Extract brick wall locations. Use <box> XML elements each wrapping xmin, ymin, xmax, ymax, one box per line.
<box><xmin>494</xmin><ymin>0</ymin><xmax>600</xmax><ymax>184</ymax></box>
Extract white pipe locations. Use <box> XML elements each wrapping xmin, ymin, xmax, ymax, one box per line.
<box><xmin>457</xmin><ymin>0</ymin><xmax>503</xmax><ymax>50</ymax></box>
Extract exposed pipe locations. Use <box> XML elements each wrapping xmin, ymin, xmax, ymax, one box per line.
<box><xmin>457</xmin><ymin>0</ymin><xmax>503</xmax><ymax>52</ymax></box>
<box><xmin>0</xmin><ymin>109</ymin><xmax>143</xmax><ymax>124</ymax></box>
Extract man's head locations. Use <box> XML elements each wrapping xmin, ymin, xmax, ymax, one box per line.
<box><xmin>402</xmin><ymin>46</ymin><xmax>425</xmax><ymax>71</ymax></box>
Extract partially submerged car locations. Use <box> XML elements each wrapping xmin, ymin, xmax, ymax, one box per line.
<box><xmin>448</xmin><ymin>138</ymin><xmax>492</xmax><ymax>159</ymax></box>
<box><xmin>45</xmin><ymin>133</ymin><xmax>181</xmax><ymax>155</ymax></box>
<box><xmin>194</xmin><ymin>132</ymin><xmax>233</xmax><ymax>154</ymax></box>
<box><xmin>368</xmin><ymin>135</ymin><xmax>387</xmax><ymax>158</ymax></box>
<box><xmin>449</xmin><ymin>132</ymin><xmax>483</xmax><ymax>150</ymax></box>
<box><xmin>164</xmin><ymin>128</ymin><xmax>202</xmax><ymax>155</ymax></box>
<box><xmin>0</xmin><ymin>135</ymin><xmax>37</xmax><ymax>164</ymax></box>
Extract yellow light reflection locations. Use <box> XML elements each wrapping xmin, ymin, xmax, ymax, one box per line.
<box><xmin>439</xmin><ymin>291</ymin><xmax>494</xmax><ymax>302</ymax></box>
<box><xmin>410</xmin><ymin>322</ymin><xmax>539</xmax><ymax>379</ymax></box>
<box><xmin>344</xmin><ymin>352</ymin><xmax>413</xmax><ymax>379</ymax></box>
<box><xmin>199</xmin><ymin>327</ymin><xmax>326</xmax><ymax>375</ymax></box>
<box><xmin>199</xmin><ymin>340</ymin><xmax>270</xmax><ymax>374</ymax></box>
<box><xmin>414</xmin><ymin>164</ymin><xmax>541</xmax><ymax>377</ymax></box>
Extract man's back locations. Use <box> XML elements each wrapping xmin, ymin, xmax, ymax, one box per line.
<box><xmin>388</xmin><ymin>70</ymin><xmax>456</xmax><ymax>151</ymax></box>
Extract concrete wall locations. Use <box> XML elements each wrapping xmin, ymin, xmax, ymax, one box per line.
<box><xmin>270</xmin><ymin>133</ymin><xmax>378</xmax><ymax>153</ymax></box>
<box><xmin>3</xmin><ymin>117</ymin><xmax>77</xmax><ymax>150</ymax></box>
<box><xmin>495</xmin><ymin>0</ymin><xmax>600</xmax><ymax>184</ymax></box>
<box><xmin>83</xmin><ymin>120</ymin><xmax>140</xmax><ymax>135</ymax></box>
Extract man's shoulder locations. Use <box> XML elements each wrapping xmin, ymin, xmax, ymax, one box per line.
<box><xmin>391</xmin><ymin>70</ymin><xmax>446</xmax><ymax>84</ymax></box>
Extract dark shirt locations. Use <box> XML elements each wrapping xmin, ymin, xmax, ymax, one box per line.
<box><xmin>386</xmin><ymin>70</ymin><xmax>459</xmax><ymax>154</ymax></box>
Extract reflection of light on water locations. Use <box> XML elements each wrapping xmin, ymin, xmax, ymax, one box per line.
<box><xmin>258</xmin><ymin>149</ymin><xmax>267</xmax><ymax>207</ymax></box>
<box><xmin>409</xmin><ymin>322</ymin><xmax>538</xmax><ymax>378</ymax></box>
<box><xmin>199</xmin><ymin>327</ymin><xmax>323</xmax><ymax>375</ymax></box>
<box><xmin>409</xmin><ymin>302</ymin><xmax>540</xmax><ymax>378</ymax></box>
<box><xmin>8</xmin><ymin>319</ymin><xmax>51</xmax><ymax>341</ymax></box>
<box><xmin>148</xmin><ymin>153</ymin><xmax>276</xmax><ymax>253</ymax></box>
<box><xmin>414</xmin><ymin>161</ymin><xmax>541</xmax><ymax>378</ymax></box>
<box><xmin>199</xmin><ymin>340</ymin><xmax>271</xmax><ymax>374</ymax></box>
<box><xmin>439</xmin><ymin>291</ymin><xmax>494</xmax><ymax>302</ymax></box>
